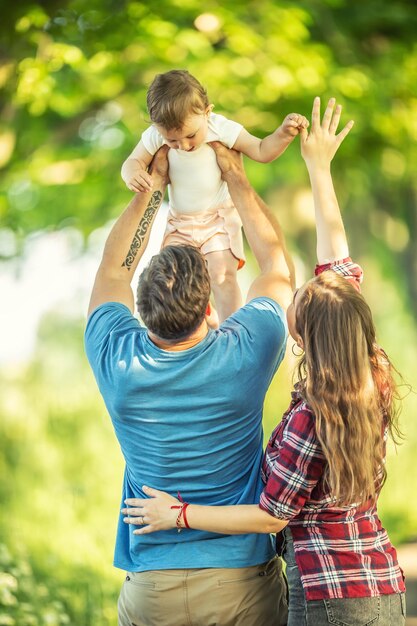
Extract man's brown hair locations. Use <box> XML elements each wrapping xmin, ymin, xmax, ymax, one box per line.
<box><xmin>137</xmin><ymin>245</ymin><xmax>211</xmax><ymax>340</ymax></box>
<box><xmin>147</xmin><ymin>70</ymin><xmax>210</xmax><ymax>131</ymax></box>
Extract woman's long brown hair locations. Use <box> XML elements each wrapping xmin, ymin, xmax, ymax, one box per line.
<box><xmin>295</xmin><ymin>271</ymin><xmax>402</xmax><ymax>505</ymax></box>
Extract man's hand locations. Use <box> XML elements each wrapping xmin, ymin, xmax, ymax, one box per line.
<box><xmin>208</xmin><ymin>141</ymin><xmax>246</xmax><ymax>182</ymax></box>
<box><xmin>208</xmin><ymin>144</ymin><xmax>293</xmax><ymax>309</ymax></box>
<box><xmin>148</xmin><ymin>144</ymin><xmax>170</xmax><ymax>185</ymax></box>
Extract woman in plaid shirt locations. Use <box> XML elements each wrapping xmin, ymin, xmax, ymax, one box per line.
<box><xmin>123</xmin><ymin>97</ymin><xmax>406</xmax><ymax>625</ymax></box>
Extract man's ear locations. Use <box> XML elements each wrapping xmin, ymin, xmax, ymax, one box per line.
<box><xmin>205</xmin><ymin>301</ymin><xmax>220</xmax><ymax>330</ymax></box>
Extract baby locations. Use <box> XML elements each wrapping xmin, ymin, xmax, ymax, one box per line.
<box><xmin>122</xmin><ymin>70</ymin><xmax>307</xmax><ymax>323</ymax></box>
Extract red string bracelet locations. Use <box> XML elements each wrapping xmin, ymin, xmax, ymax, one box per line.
<box><xmin>170</xmin><ymin>492</ymin><xmax>190</xmax><ymax>532</ymax></box>
<box><xmin>181</xmin><ymin>503</ymin><xmax>190</xmax><ymax>529</ymax></box>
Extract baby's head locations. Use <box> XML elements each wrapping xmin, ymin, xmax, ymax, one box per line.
<box><xmin>147</xmin><ymin>70</ymin><xmax>212</xmax><ymax>152</ymax></box>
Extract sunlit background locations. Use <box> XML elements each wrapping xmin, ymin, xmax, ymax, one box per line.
<box><xmin>1</xmin><ymin>1</ymin><xmax>417</xmax><ymax>624</ymax></box>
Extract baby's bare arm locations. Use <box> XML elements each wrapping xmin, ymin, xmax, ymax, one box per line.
<box><xmin>233</xmin><ymin>113</ymin><xmax>309</xmax><ymax>163</ymax></box>
<box><xmin>121</xmin><ymin>140</ymin><xmax>154</xmax><ymax>193</ymax></box>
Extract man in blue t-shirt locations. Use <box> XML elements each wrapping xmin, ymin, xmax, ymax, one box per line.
<box><xmin>85</xmin><ymin>143</ymin><xmax>294</xmax><ymax>626</ymax></box>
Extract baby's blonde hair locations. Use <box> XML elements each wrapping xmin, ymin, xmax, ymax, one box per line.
<box><xmin>147</xmin><ymin>70</ymin><xmax>210</xmax><ymax>131</ymax></box>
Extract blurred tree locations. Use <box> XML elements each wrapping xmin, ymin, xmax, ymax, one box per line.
<box><xmin>1</xmin><ymin>5</ymin><xmax>417</xmax><ymax>620</ymax></box>
<box><xmin>1</xmin><ymin>0</ymin><xmax>416</xmax><ymax>311</ymax></box>
<box><xmin>0</xmin><ymin>311</ymin><xmax>123</xmax><ymax>624</ymax></box>
<box><xmin>0</xmin><ymin>0</ymin><xmax>416</xmax><ymax>303</ymax></box>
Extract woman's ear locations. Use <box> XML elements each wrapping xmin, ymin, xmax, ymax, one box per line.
<box><xmin>206</xmin><ymin>104</ymin><xmax>214</xmax><ymax>116</ymax></box>
<box><xmin>296</xmin><ymin>336</ymin><xmax>304</xmax><ymax>350</ymax></box>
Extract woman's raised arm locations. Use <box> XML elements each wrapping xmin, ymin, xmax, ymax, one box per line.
<box><xmin>300</xmin><ymin>97</ymin><xmax>354</xmax><ymax>264</ymax></box>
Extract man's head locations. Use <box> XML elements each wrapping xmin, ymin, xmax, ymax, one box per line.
<box><xmin>137</xmin><ymin>245</ymin><xmax>211</xmax><ymax>341</ymax></box>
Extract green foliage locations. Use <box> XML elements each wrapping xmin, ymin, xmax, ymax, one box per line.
<box><xmin>0</xmin><ymin>313</ymin><xmax>122</xmax><ymax>624</ymax></box>
<box><xmin>1</xmin><ymin>0</ymin><xmax>417</xmax><ymax>620</ymax></box>
<box><xmin>1</xmin><ymin>0</ymin><xmax>417</xmax><ymax>318</ymax></box>
<box><xmin>0</xmin><ymin>541</ymin><xmax>119</xmax><ymax>626</ymax></box>
<box><xmin>0</xmin><ymin>542</ymin><xmax>71</xmax><ymax>626</ymax></box>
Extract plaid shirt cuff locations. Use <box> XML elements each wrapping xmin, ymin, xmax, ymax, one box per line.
<box><xmin>315</xmin><ymin>257</ymin><xmax>363</xmax><ymax>292</ymax></box>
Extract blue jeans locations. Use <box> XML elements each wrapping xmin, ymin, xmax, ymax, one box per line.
<box><xmin>282</xmin><ymin>527</ymin><xmax>406</xmax><ymax>626</ymax></box>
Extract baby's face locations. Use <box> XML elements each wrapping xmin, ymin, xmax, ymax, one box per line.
<box><xmin>156</xmin><ymin>111</ymin><xmax>209</xmax><ymax>152</ymax></box>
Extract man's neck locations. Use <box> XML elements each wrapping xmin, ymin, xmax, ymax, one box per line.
<box><xmin>148</xmin><ymin>320</ymin><xmax>209</xmax><ymax>352</ymax></box>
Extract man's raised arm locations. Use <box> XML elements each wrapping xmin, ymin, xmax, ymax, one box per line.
<box><xmin>210</xmin><ymin>142</ymin><xmax>294</xmax><ymax>311</ymax></box>
<box><xmin>87</xmin><ymin>146</ymin><xmax>169</xmax><ymax>317</ymax></box>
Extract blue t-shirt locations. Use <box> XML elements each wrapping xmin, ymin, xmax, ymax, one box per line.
<box><xmin>85</xmin><ymin>297</ymin><xmax>287</xmax><ymax>572</ymax></box>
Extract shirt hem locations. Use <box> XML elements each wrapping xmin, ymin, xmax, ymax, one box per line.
<box><xmin>113</xmin><ymin>550</ymin><xmax>275</xmax><ymax>573</ymax></box>
<box><xmin>304</xmin><ymin>584</ymin><xmax>406</xmax><ymax>601</ymax></box>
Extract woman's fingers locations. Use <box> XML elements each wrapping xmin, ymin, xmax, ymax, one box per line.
<box><xmin>299</xmin><ymin>126</ymin><xmax>309</xmax><ymax>146</ymax></box>
<box><xmin>133</xmin><ymin>524</ymin><xmax>154</xmax><ymax>535</ymax></box>
<box><xmin>321</xmin><ymin>98</ymin><xmax>336</xmax><ymax>130</ymax></box>
<box><xmin>142</xmin><ymin>485</ymin><xmax>163</xmax><ymax>497</ymax></box>
<box><xmin>124</xmin><ymin>497</ymin><xmax>146</xmax><ymax>506</ymax></box>
<box><xmin>310</xmin><ymin>97</ymin><xmax>346</xmax><ymax>133</ymax></box>
<box><xmin>308</xmin><ymin>97</ymin><xmax>353</xmax><ymax>142</ymax></box>
<box><xmin>329</xmin><ymin>104</ymin><xmax>342</xmax><ymax>134</ymax></box>
<box><xmin>311</xmin><ymin>96</ymin><xmax>321</xmax><ymax>131</ymax></box>
<box><xmin>336</xmin><ymin>119</ymin><xmax>355</xmax><ymax>144</ymax></box>
<box><xmin>121</xmin><ymin>506</ymin><xmax>143</xmax><ymax>517</ymax></box>
<box><xmin>123</xmin><ymin>515</ymin><xmax>145</xmax><ymax>526</ymax></box>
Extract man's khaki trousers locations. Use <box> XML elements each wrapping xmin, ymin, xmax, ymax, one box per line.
<box><xmin>118</xmin><ymin>556</ymin><xmax>288</xmax><ymax>626</ymax></box>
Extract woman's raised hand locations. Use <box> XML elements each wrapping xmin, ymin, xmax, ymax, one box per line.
<box><xmin>300</xmin><ymin>97</ymin><xmax>354</xmax><ymax>170</ymax></box>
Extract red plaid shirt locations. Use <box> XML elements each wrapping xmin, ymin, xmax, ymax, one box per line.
<box><xmin>259</xmin><ymin>259</ymin><xmax>405</xmax><ymax>601</ymax></box>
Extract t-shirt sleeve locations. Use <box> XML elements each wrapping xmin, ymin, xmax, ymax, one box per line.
<box><xmin>259</xmin><ymin>407</ymin><xmax>325</xmax><ymax>520</ymax></box>
<box><xmin>141</xmin><ymin>125</ymin><xmax>165</xmax><ymax>155</ymax></box>
<box><xmin>222</xmin><ymin>297</ymin><xmax>288</xmax><ymax>383</ymax></box>
<box><xmin>84</xmin><ymin>302</ymin><xmax>141</xmax><ymax>376</ymax></box>
<box><xmin>315</xmin><ymin>257</ymin><xmax>363</xmax><ymax>292</ymax></box>
<box><xmin>207</xmin><ymin>112</ymin><xmax>244</xmax><ymax>148</ymax></box>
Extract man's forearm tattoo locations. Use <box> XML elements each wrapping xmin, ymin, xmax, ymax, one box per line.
<box><xmin>122</xmin><ymin>190</ymin><xmax>162</xmax><ymax>270</ymax></box>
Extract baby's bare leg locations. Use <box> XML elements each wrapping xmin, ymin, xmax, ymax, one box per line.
<box><xmin>205</xmin><ymin>249</ymin><xmax>242</xmax><ymax>323</ymax></box>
